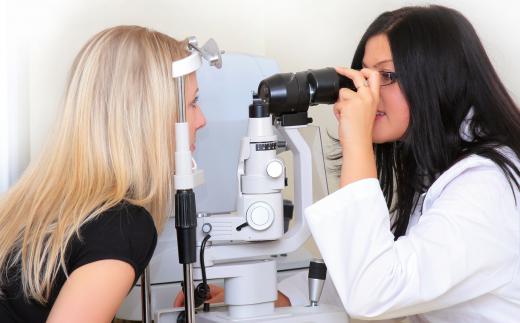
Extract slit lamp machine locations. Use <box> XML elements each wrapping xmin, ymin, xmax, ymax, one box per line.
<box><xmin>132</xmin><ymin>37</ymin><xmax>354</xmax><ymax>323</ymax></box>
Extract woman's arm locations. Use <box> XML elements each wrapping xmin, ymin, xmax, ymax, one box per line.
<box><xmin>333</xmin><ymin>67</ymin><xmax>380</xmax><ymax>187</ymax></box>
<box><xmin>47</xmin><ymin>260</ymin><xmax>134</xmax><ymax>323</ymax></box>
<box><xmin>306</xmin><ymin>162</ymin><xmax>520</xmax><ymax>319</ymax></box>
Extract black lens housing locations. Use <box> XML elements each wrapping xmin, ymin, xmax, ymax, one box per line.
<box><xmin>257</xmin><ymin>67</ymin><xmax>355</xmax><ymax>117</ymax></box>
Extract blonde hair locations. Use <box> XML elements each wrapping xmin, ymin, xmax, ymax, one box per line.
<box><xmin>0</xmin><ymin>26</ymin><xmax>187</xmax><ymax>303</ymax></box>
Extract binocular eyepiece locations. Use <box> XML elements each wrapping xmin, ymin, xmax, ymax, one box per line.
<box><xmin>257</xmin><ymin>67</ymin><xmax>355</xmax><ymax>121</ymax></box>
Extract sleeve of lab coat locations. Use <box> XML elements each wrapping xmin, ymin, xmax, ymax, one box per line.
<box><xmin>304</xmin><ymin>163</ymin><xmax>520</xmax><ymax>320</ymax></box>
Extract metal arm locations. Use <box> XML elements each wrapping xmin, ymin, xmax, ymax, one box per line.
<box><xmin>140</xmin><ymin>36</ymin><xmax>222</xmax><ymax>323</ymax></box>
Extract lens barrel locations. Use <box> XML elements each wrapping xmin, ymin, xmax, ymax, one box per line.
<box><xmin>257</xmin><ymin>67</ymin><xmax>355</xmax><ymax>116</ymax></box>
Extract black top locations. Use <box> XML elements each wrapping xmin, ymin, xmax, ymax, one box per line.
<box><xmin>0</xmin><ymin>202</ymin><xmax>157</xmax><ymax>323</ymax></box>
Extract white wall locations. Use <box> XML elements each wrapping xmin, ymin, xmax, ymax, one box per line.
<box><xmin>262</xmin><ymin>0</ymin><xmax>520</xmax><ymax>190</ymax></box>
<box><xmin>1</xmin><ymin>0</ymin><xmax>30</xmax><ymax>191</ymax></box>
<box><xmin>7</xmin><ymin>0</ymin><xmax>520</xmax><ymax>168</ymax></box>
<box><xmin>3</xmin><ymin>0</ymin><xmax>520</xmax><ymax>255</ymax></box>
<box><xmin>14</xmin><ymin>0</ymin><xmax>268</xmax><ymax>157</ymax></box>
<box><xmin>0</xmin><ymin>0</ymin><xmax>8</xmax><ymax>191</ymax></box>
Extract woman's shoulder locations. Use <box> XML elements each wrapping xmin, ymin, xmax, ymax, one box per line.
<box><xmin>101</xmin><ymin>201</ymin><xmax>154</xmax><ymax>225</ymax></box>
<box><xmin>424</xmin><ymin>147</ymin><xmax>520</xmax><ymax>208</ymax></box>
<box><xmin>77</xmin><ymin>201</ymin><xmax>158</xmax><ymax>250</ymax></box>
<box><xmin>68</xmin><ymin>201</ymin><xmax>158</xmax><ymax>275</ymax></box>
<box><xmin>83</xmin><ymin>201</ymin><xmax>156</xmax><ymax>234</ymax></box>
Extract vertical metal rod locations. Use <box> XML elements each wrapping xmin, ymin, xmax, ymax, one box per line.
<box><xmin>183</xmin><ymin>264</ymin><xmax>196</xmax><ymax>322</ymax></box>
<box><xmin>177</xmin><ymin>76</ymin><xmax>187</xmax><ymax>123</ymax></box>
<box><xmin>176</xmin><ymin>74</ymin><xmax>196</xmax><ymax>323</ymax></box>
<box><xmin>140</xmin><ymin>266</ymin><xmax>152</xmax><ymax>323</ymax></box>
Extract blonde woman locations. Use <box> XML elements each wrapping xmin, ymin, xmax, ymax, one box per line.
<box><xmin>0</xmin><ymin>26</ymin><xmax>206</xmax><ymax>322</ymax></box>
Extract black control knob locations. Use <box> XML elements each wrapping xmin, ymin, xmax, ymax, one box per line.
<box><xmin>308</xmin><ymin>258</ymin><xmax>327</xmax><ymax>306</ymax></box>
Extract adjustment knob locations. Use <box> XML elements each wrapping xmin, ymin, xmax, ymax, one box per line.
<box><xmin>202</xmin><ymin>223</ymin><xmax>212</xmax><ymax>234</ymax></box>
<box><xmin>266</xmin><ymin>159</ymin><xmax>284</xmax><ymax>178</ymax></box>
<box><xmin>246</xmin><ymin>202</ymin><xmax>274</xmax><ymax>231</ymax></box>
<box><xmin>308</xmin><ymin>258</ymin><xmax>327</xmax><ymax>306</ymax></box>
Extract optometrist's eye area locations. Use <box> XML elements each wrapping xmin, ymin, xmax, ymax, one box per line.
<box><xmin>379</xmin><ymin>71</ymin><xmax>398</xmax><ymax>86</ymax></box>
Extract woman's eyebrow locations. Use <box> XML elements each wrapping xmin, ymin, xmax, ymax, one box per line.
<box><xmin>361</xmin><ymin>59</ymin><xmax>393</xmax><ymax>68</ymax></box>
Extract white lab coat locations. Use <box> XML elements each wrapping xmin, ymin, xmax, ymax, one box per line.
<box><xmin>278</xmin><ymin>148</ymin><xmax>520</xmax><ymax>322</ymax></box>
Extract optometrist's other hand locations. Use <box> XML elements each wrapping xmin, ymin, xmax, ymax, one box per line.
<box><xmin>174</xmin><ymin>284</ymin><xmax>225</xmax><ymax>308</ymax></box>
<box><xmin>173</xmin><ymin>284</ymin><xmax>291</xmax><ymax>308</ymax></box>
<box><xmin>334</xmin><ymin>67</ymin><xmax>381</xmax><ymax>148</ymax></box>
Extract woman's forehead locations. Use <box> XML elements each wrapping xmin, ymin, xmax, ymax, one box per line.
<box><xmin>363</xmin><ymin>34</ymin><xmax>394</xmax><ymax>69</ymax></box>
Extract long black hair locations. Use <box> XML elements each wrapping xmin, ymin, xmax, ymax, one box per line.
<box><xmin>341</xmin><ymin>5</ymin><xmax>520</xmax><ymax>239</ymax></box>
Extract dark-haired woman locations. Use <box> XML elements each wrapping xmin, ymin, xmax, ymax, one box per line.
<box><xmin>278</xmin><ymin>5</ymin><xmax>520</xmax><ymax>322</ymax></box>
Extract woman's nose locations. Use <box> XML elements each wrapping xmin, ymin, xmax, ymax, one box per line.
<box><xmin>197</xmin><ymin>109</ymin><xmax>207</xmax><ymax>130</ymax></box>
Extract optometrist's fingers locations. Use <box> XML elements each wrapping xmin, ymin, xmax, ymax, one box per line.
<box><xmin>334</xmin><ymin>88</ymin><xmax>358</xmax><ymax>120</ymax></box>
<box><xmin>360</xmin><ymin>68</ymin><xmax>381</xmax><ymax>101</ymax></box>
<box><xmin>334</xmin><ymin>67</ymin><xmax>370</xmax><ymax>93</ymax></box>
<box><xmin>338</xmin><ymin>87</ymin><xmax>357</xmax><ymax>101</ymax></box>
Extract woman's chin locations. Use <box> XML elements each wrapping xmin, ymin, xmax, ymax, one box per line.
<box><xmin>372</xmin><ymin>132</ymin><xmax>398</xmax><ymax>144</ymax></box>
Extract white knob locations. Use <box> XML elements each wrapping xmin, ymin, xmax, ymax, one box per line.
<box><xmin>202</xmin><ymin>223</ymin><xmax>212</xmax><ymax>234</ymax></box>
<box><xmin>246</xmin><ymin>202</ymin><xmax>274</xmax><ymax>231</ymax></box>
<box><xmin>266</xmin><ymin>160</ymin><xmax>284</xmax><ymax>178</ymax></box>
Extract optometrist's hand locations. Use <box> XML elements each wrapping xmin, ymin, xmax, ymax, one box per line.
<box><xmin>334</xmin><ymin>67</ymin><xmax>380</xmax><ymax>187</ymax></box>
<box><xmin>334</xmin><ymin>67</ymin><xmax>380</xmax><ymax>147</ymax></box>
<box><xmin>173</xmin><ymin>284</ymin><xmax>291</xmax><ymax>308</ymax></box>
<box><xmin>174</xmin><ymin>284</ymin><xmax>225</xmax><ymax>307</ymax></box>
